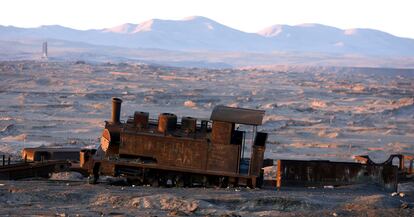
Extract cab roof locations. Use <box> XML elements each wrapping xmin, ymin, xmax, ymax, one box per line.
<box><xmin>210</xmin><ymin>105</ymin><xmax>265</xmax><ymax>125</ymax></box>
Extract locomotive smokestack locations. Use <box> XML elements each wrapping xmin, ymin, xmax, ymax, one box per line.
<box><xmin>111</xmin><ymin>97</ymin><xmax>122</xmax><ymax>124</ymax></box>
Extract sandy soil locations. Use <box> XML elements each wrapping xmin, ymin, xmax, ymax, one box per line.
<box><xmin>0</xmin><ymin>178</ymin><xmax>413</xmax><ymax>217</ymax></box>
<box><xmin>0</xmin><ymin>61</ymin><xmax>412</xmax><ymax>163</ymax></box>
<box><xmin>0</xmin><ymin>61</ymin><xmax>413</xmax><ymax>216</ymax></box>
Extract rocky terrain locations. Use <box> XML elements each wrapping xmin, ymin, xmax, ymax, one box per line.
<box><xmin>0</xmin><ymin>60</ymin><xmax>413</xmax><ymax>216</ymax></box>
<box><xmin>0</xmin><ymin>179</ymin><xmax>413</xmax><ymax>216</ymax></box>
<box><xmin>1</xmin><ymin>61</ymin><xmax>412</xmax><ymax>162</ymax></box>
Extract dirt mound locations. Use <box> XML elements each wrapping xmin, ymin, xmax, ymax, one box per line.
<box><xmin>92</xmin><ymin>193</ymin><xmax>202</xmax><ymax>215</ymax></box>
<box><xmin>49</xmin><ymin>172</ymin><xmax>85</xmax><ymax>181</ymax></box>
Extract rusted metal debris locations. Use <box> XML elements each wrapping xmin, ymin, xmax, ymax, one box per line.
<box><xmin>21</xmin><ymin>147</ymin><xmax>89</xmax><ymax>177</ymax></box>
<box><xmin>22</xmin><ymin>147</ymin><xmax>80</xmax><ymax>162</ymax></box>
<box><xmin>273</xmin><ymin>154</ymin><xmax>414</xmax><ymax>191</ymax></box>
<box><xmin>355</xmin><ymin>154</ymin><xmax>414</xmax><ymax>175</ymax></box>
<box><xmin>0</xmin><ymin>157</ymin><xmax>71</xmax><ymax>180</ymax></box>
<box><xmin>0</xmin><ymin>147</ymin><xmax>85</xmax><ymax>180</ymax></box>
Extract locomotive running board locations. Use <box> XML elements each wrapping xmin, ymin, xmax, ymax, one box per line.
<box><xmin>97</xmin><ymin>158</ymin><xmax>257</xmax><ymax>180</ymax></box>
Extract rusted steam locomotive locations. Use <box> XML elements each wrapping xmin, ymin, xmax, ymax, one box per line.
<box><xmin>80</xmin><ymin>98</ymin><xmax>268</xmax><ymax>187</ymax></box>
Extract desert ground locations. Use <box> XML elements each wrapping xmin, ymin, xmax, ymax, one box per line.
<box><xmin>0</xmin><ymin>61</ymin><xmax>413</xmax><ymax>216</ymax></box>
<box><xmin>0</xmin><ymin>179</ymin><xmax>413</xmax><ymax>217</ymax></box>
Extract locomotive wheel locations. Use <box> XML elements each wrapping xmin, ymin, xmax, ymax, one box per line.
<box><xmin>89</xmin><ymin>163</ymin><xmax>100</xmax><ymax>184</ymax></box>
<box><xmin>175</xmin><ymin>175</ymin><xmax>185</xmax><ymax>187</ymax></box>
<box><xmin>88</xmin><ymin>175</ymin><xmax>98</xmax><ymax>184</ymax></box>
<box><xmin>218</xmin><ymin>176</ymin><xmax>228</xmax><ymax>188</ymax></box>
<box><xmin>198</xmin><ymin>176</ymin><xmax>207</xmax><ymax>187</ymax></box>
<box><xmin>183</xmin><ymin>175</ymin><xmax>192</xmax><ymax>187</ymax></box>
<box><xmin>147</xmin><ymin>176</ymin><xmax>159</xmax><ymax>187</ymax></box>
<box><xmin>165</xmin><ymin>177</ymin><xmax>174</xmax><ymax>187</ymax></box>
<box><xmin>228</xmin><ymin>177</ymin><xmax>237</xmax><ymax>188</ymax></box>
<box><xmin>127</xmin><ymin>177</ymin><xmax>143</xmax><ymax>186</ymax></box>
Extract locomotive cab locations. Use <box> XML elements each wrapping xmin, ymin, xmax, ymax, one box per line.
<box><xmin>210</xmin><ymin>106</ymin><xmax>267</xmax><ymax>177</ymax></box>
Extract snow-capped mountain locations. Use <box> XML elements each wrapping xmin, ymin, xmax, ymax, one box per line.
<box><xmin>1</xmin><ymin>16</ymin><xmax>414</xmax><ymax>56</ymax></box>
<box><xmin>100</xmin><ymin>16</ymin><xmax>270</xmax><ymax>51</ymax></box>
<box><xmin>258</xmin><ymin>23</ymin><xmax>414</xmax><ymax>55</ymax></box>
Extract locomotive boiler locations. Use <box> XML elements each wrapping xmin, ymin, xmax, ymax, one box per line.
<box><xmin>81</xmin><ymin>98</ymin><xmax>268</xmax><ymax>187</ymax></box>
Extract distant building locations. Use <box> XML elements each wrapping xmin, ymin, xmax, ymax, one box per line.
<box><xmin>42</xmin><ymin>42</ymin><xmax>48</xmax><ymax>59</ymax></box>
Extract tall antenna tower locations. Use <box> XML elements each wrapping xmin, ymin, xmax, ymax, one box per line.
<box><xmin>42</xmin><ymin>41</ymin><xmax>48</xmax><ymax>59</ymax></box>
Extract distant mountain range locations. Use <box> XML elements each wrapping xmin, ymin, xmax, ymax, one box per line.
<box><xmin>1</xmin><ymin>16</ymin><xmax>414</xmax><ymax>56</ymax></box>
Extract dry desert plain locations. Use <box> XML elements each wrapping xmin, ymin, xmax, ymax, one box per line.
<box><xmin>0</xmin><ymin>61</ymin><xmax>413</xmax><ymax>216</ymax></box>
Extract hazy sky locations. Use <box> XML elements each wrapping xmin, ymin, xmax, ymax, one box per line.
<box><xmin>1</xmin><ymin>0</ymin><xmax>413</xmax><ymax>38</ymax></box>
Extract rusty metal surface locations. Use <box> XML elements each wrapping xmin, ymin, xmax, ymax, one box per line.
<box><xmin>181</xmin><ymin>116</ymin><xmax>197</xmax><ymax>134</ymax></box>
<box><xmin>8</xmin><ymin>96</ymin><xmax>412</xmax><ymax>191</ymax></box>
<box><xmin>116</xmin><ymin>119</ymin><xmax>244</xmax><ymax>176</ymax></box>
<box><xmin>210</xmin><ymin>105</ymin><xmax>265</xmax><ymax>125</ymax></box>
<box><xmin>406</xmin><ymin>155</ymin><xmax>414</xmax><ymax>174</ymax></box>
<box><xmin>83</xmin><ymin>98</ymin><xmax>268</xmax><ymax>187</ymax></box>
<box><xmin>275</xmin><ymin>159</ymin><xmax>399</xmax><ymax>191</ymax></box>
<box><xmin>211</xmin><ymin>121</ymin><xmax>234</xmax><ymax>145</ymax></box>
<box><xmin>206</xmin><ymin>143</ymin><xmax>240</xmax><ymax>173</ymax></box>
<box><xmin>0</xmin><ymin>160</ymin><xmax>71</xmax><ymax>180</ymax></box>
<box><xmin>134</xmin><ymin>111</ymin><xmax>149</xmax><ymax>128</ymax></box>
<box><xmin>97</xmin><ymin>158</ymin><xmax>256</xmax><ymax>179</ymax></box>
<box><xmin>80</xmin><ymin>149</ymin><xmax>96</xmax><ymax>170</ymax></box>
<box><xmin>119</xmin><ymin>130</ymin><xmax>242</xmax><ymax>174</ymax></box>
<box><xmin>120</xmin><ymin>131</ymin><xmax>209</xmax><ymax>170</ymax></box>
<box><xmin>249</xmin><ymin>146</ymin><xmax>265</xmax><ymax>176</ymax></box>
<box><xmin>355</xmin><ymin>154</ymin><xmax>413</xmax><ymax>173</ymax></box>
<box><xmin>158</xmin><ymin>113</ymin><xmax>177</xmax><ymax>133</ymax></box>
<box><xmin>111</xmin><ymin>97</ymin><xmax>122</xmax><ymax>124</ymax></box>
<box><xmin>102</xmin><ymin>101</ymin><xmax>263</xmax><ymax>177</ymax></box>
<box><xmin>101</xmin><ymin>128</ymin><xmax>119</xmax><ymax>156</ymax></box>
<box><xmin>22</xmin><ymin>147</ymin><xmax>80</xmax><ymax>162</ymax></box>
<box><xmin>102</xmin><ymin>122</ymin><xmax>123</xmax><ymax>157</ymax></box>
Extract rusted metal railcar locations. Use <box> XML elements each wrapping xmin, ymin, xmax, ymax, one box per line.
<box><xmin>81</xmin><ymin>98</ymin><xmax>268</xmax><ymax>187</ymax></box>
<box><xmin>271</xmin><ymin>154</ymin><xmax>413</xmax><ymax>191</ymax></box>
<box><xmin>22</xmin><ymin>147</ymin><xmax>80</xmax><ymax>162</ymax></box>
<box><xmin>0</xmin><ymin>157</ymin><xmax>71</xmax><ymax>180</ymax></box>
